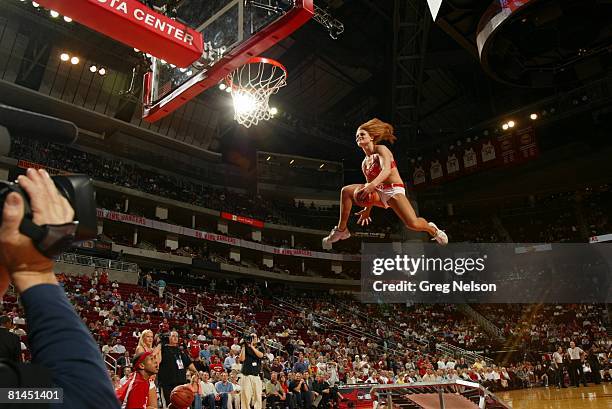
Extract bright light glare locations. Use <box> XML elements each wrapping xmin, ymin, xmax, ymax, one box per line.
<box><xmin>63</xmin><ymin>16</ymin><xmax>72</xmax><ymax>22</ymax></box>
<box><xmin>502</xmin><ymin>123</ymin><xmax>509</xmax><ymax>130</ymax></box>
<box><xmin>530</xmin><ymin>113</ymin><xmax>538</xmax><ymax>120</ymax></box>
<box><xmin>98</xmin><ymin>68</ymin><xmax>106</xmax><ymax>76</ymax></box>
<box><xmin>269</xmin><ymin>107</ymin><xmax>278</xmax><ymax>115</ymax></box>
<box><xmin>60</xmin><ymin>53</ymin><xmax>70</xmax><ymax>61</ymax></box>
<box><xmin>50</xmin><ymin>10</ymin><xmax>59</xmax><ymax>18</ymax></box>
<box><xmin>219</xmin><ymin>83</ymin><xmax>227</xmax><ymax>91</ymax></box>
<box><xmin>508</xmin><ymin>120</ymin><xmax>515</xmax><ymax>128</ymax></box>
<box><xmin>233</xmin><ymin>92</ymin><xmax>257</xmax><ymax>115</ymax></box>
<box><xmin>89</xmin><ymin>65</ymin><xmax>97</xmax><ymax>73</ymax></box>
<box><xmin>70</xmin><ymin>56</ymin><xmax>79</xmax><ymax>65</ymax></box>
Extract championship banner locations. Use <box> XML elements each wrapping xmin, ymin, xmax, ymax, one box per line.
<box><xmin>496</xmin><ymin>131</ymin><xmax>518</xmax><ymax>166</ymax></box>
<box><xmin>221</xmin><ymin>212</ymin><xmax>265</xmax><ymax>228</ymax></box>
<box><xmin>515</xmin><ymin>126</ymin><xmax>539</xmax><ymax>162</ymax></box>
<box><xmin>35</xmin><ymin>0</ymin><xmax>203</xmax><ymax>67</ymax></box>
<box><xmin>97</xmin><ymin>208</ymin><xmax>360</xmax><ymax>261</ymax></box>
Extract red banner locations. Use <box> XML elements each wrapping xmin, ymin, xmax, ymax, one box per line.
<box><xmin>36</xmin><ymin>0</ymin><xmax>203</xmax><ymax>67</ymax></box>
<box><xmin>17</xmin><ymin>160</ymin><xmax>68</xmax><ymax>175</ymax></box>
<box><xmin>515</xmin><ymin>126</ymin><xmax>539</xmax><ymax>162</ymax></box>
<box><xmin>221</xmin><ymin>212</ymin><xmax>265</xmax><ymax>228</ymax></box>
<box><xmin>497</xmin><ymin>132</ymin><xmax>519</xmax><ymax>166</ymax></box>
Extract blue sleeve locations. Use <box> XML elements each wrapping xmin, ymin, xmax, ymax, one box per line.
<box><xmin>21</xmin><ymin>284</ymin><xmax>120</xmax><ymax>409</ymax></box>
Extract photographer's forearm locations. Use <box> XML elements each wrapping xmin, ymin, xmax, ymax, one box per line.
<box><xmin>250</xmin><ymin>344</ymin><xmax>264</xmax><ymax>358</ymax></box>
<box><xmin>22</xmin><ymin>283</ymin><xmax>119</xmax><ymax>408</ymax></box>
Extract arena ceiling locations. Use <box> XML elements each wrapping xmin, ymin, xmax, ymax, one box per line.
<box><xmin>4</xmin><ymin>0</ymin><xmax>610</xmax><ymax>166</ymax></box>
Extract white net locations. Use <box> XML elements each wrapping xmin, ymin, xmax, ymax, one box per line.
<box><xmin>226</xmin><ymin>58</ymin><xmax>287</xmax><ymax>128</ymax></box>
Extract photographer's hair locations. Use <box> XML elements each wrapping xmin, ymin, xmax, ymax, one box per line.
<box><xmin>358</xmin><ymin>118</ymin><xmax>397</xmax><ymax>144</ymax></box>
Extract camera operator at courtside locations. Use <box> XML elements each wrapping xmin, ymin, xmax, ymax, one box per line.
<box><xmin>239</xmin><ymin>333</ymin><xmax>264</xmax><ymax>409</ymax></box>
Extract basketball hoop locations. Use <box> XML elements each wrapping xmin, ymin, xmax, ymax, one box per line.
<box><xmin>225</xmin><ymin>57</ymin><xmax>287</xmax><ymax>128</ymax></box>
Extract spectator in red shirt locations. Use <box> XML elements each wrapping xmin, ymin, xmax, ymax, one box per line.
<box><xmin>210</xmin><ymin>356</ymin><xmax>224</xmax><ymax>374</ymax></box>
<box><xmin>188</xmin><ymin>335</ymin><xmax>201</xmax><ymax>360</ymax></box>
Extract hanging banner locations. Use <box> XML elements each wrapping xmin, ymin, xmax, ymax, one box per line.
<box><xmin>515</xmin><ymin>126</ymin><xmax>539</xmax><ymax>162</ymax></box>
<box><xmin>35</xmin><ymin>0</ymin><xmax>203</xmax><ymax>67</ymax></box>
<box><xmin>221</xmin><ymin>212</ymin><xmax>265</xmax><ymax>228</ymax></box>
<box><xmin>97</xmin><ymin>208</ymin><xmax>360</xmax><ymax>261</ymax></box>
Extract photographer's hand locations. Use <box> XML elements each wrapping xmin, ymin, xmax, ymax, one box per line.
<box><xmin>0</xmin><ymin>169</ymin><xmax>74</xmax><ymax>295</ymax></box>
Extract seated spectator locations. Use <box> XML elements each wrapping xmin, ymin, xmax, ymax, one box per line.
<box><xmin>215</xmin><ymin>372</ymin><xmax>233</xmax><ymax>409</ymax></box>
<box><xmin>201</xmin><ymin>372</ymin><xmax>219</xmax><ymax>409</ymax></box>
<box><xmin>266</xmin><ymin>372</ymin><xmax>286</xmax><ymax>409</ymax></box>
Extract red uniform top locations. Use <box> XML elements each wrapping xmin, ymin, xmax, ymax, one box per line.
<box><xmin>362</xmin><ymin>154</ymin><xmax>397</xmax><ymax>182</ymax></box>
<box><xmin>116</xmin><ymin>372</ymin><xmax>154</xmax><ymax>409</ymax></box>
<box><xmin>210</xmin><ymin>362</ymin><xmax>224</xmax><ymax>374</ymax></box>
<box><xmin>188</xmin><ymin>340</ymin><xmax>201</xmax><ymax>359</ymax></box>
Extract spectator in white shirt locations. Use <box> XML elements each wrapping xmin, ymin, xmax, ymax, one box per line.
<box><xmin>200</xmin><ymin>371</ymin><xmax>219</xmax><ymax>409</ymax></box>
<box><xmin>119</xmin><ymin>367</ymin><xmax>132</xmax><ymax>386</ymax></box>
<box><xmin>112</xmin><ymin>340</ymin><xmax>127</xmax><ymax>354</ymax></box>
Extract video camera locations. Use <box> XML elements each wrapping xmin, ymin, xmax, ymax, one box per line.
<box><xmin>0</xmin><ymin>104</ymin><xmax>97</xmax><ymax>256</ymax></box>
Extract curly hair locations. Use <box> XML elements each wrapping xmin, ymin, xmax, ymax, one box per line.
<box><xmin>358</xmin><ymin>118</ymin><xmax>397</xmax><ymax>144</ymax></box>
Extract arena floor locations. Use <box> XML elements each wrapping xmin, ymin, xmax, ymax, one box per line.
<box><xmin>499</xmin><ymin>384</ymin><xmax>612</xmax><ymax>408</ymax></box>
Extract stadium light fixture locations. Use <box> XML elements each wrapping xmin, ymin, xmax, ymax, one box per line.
<box><xmin>219</xmin><ymin>83</ymin><xmax>227</xmax><ymax>91</ymax></box>
<box><xmin>530</xmin><ymin>113</ymin><xmax>538</xmax><ymax>120</ymax></box>
<box><xmin>319</xmin><ymin>163</ymin><xmax>325</xmax><ymax>169</ymax></box>
<box><xmin>508</xmin><ymin>120</ymin><xmax>515</xmax><ymax>128</ymax></box>
<box><xmin>266</xmin><ymin>156</ymin><xmax>271</xmax><ymax>161</ymax></box>
<box><xmin>289</xmin><ymin>159</ymin><xmax>295</xmax><ymax>165</ymax></box>
<box><xmin>63</xmin><ymin>16</ymin><xmax>72</xmax><ymax>22</ymax></box>
<box><xmin>89</xmin><ymin>65</ymin><xmax>97</xmax><ymax>73</ymax></box>
<box><xmin>50</xmin><ymin>10</ymin><xmax>60</xmax><ymax>18</ymax></box>
<box><xmin>70</xmin><ymin>56</ymin><xmax>79</xmax><ymax>65</ymax></box>
<box><xmin>502</xmin><ymin>123</ymin><xmax>509</xmax><ymax>131</ymax></box>
<box><xmin>60</xmin><ymin>53</ymin><xmax>70</xmax><ymax>62</ymax></box>
<box><xmin>98</xmin><ymin>68</ymin><xmax>106</xmax><ymax>76</ymax></box>
<box><xmin>269</xmin><ymin>107</ymin><xmax>278</xmax><ymax>116</ymax></box>
<box><xmin>32</xmin><ymin>2</ymin><xmax>39</xmax><ymax>8</ymax></box>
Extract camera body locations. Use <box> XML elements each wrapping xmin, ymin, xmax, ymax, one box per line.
<box><xmin>0</xmin><ymin>174</ymin><xmax>97</xmax><ymax>255</ymax></box>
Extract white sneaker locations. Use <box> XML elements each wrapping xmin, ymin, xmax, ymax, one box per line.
<box><xmin>323</xmin><ymin>226</ymin><xmax>351</xmax><ymax>245</ymax></box>
<box><xmin>429</xmin><ymin>222</ymin><xmax>448</xmax><ymax>245</ymax></box>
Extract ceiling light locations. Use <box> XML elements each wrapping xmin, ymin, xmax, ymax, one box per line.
<box><xmin>289</xmin><ymin>159</ymin><xmax>295</xmax><ymax>165</ymax></box>
<box><xmin>219</xmin><ymin>83</ymin><xmax>227</xmax><ymax>91</ymax></box>
<box><xmin>225</xmin><ymin>87</ymin><xmax>231</xmax><ymax>93</ymax></box>
<box><xmin>50</xmin><ymin>10</ymin><xmax>60</xmax><ymax>18</ymax></box>
<box><xmin>89</xmin><ymin>65</ymin><xmax>97</xmax><ymax>73</ymax></box>
<box><xmin>98</xmin><ymin>68</ymin><xmax>106</xmax><ymax>76</ymax></box>
<box><xmin>60</xmin><ymin>53</ymin><xmax>70</xmax><ymax>62</ymax></box>
<box><xmin>32</xmin><ymin>2</ymin><xmax>39</xmax><ymax>7</ymax></box>
<box><xmin>319</xmin><ymin>164</ymin><xmax>325</xmax><ymax>169</ymax></box>
<box><xmin>502</xmin><ymin>123</ymin><xmax>509</xmax><ymax>131</ymax></box>
<box><xmin>269</xmin><ymin>107</ymin><xmax>278</xmax><ymax>116</ymax></box>
<box><xmin>70</xmin><ymin>56</ymin><xmax>79</xmax><ymax>65</ymax></box>
<box><xmin>507</xmin><ymin>120</ymin><xmax>515</xmax><ymax>128</ymax></box>
<box><xmin>63</xmin><ymin>16</ymin><xmax>72</xmax><ymax>22</ymax></box>
<box><xmin>530</xmin><ymin>113</ymin><xmax>538</xmax><ymax>120</ymax></box>
<box><xmin>134</xmin><ymin>48</ymin><xmax>140</xmax><ymax>52</ymax></box>
<box><xmin>266</xmin><ymin>156</ymin><xmax>271</xmax><ymax>161</ymax></box>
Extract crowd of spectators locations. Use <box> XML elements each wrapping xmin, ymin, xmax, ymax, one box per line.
<box><xmin>2</xmin><ymin>269</ymin><xmax>610</xmax><ymax>408</ymax></box>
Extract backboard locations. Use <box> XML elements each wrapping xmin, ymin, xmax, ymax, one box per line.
<box><xmin>142</xmin><ymin>0</ymin><xmax>313</xmax><ymax>122</ymax></box>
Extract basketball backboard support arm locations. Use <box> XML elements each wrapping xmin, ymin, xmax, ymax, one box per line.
<box><xmin>142</xmin><ymin>0</ymin><xmax>314</xmax><ymax>122</ymax></box>
<box><xmin>34</xmin><ymin>0</ymin><xmax>204</xmax><ymax>68</ymax></box>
